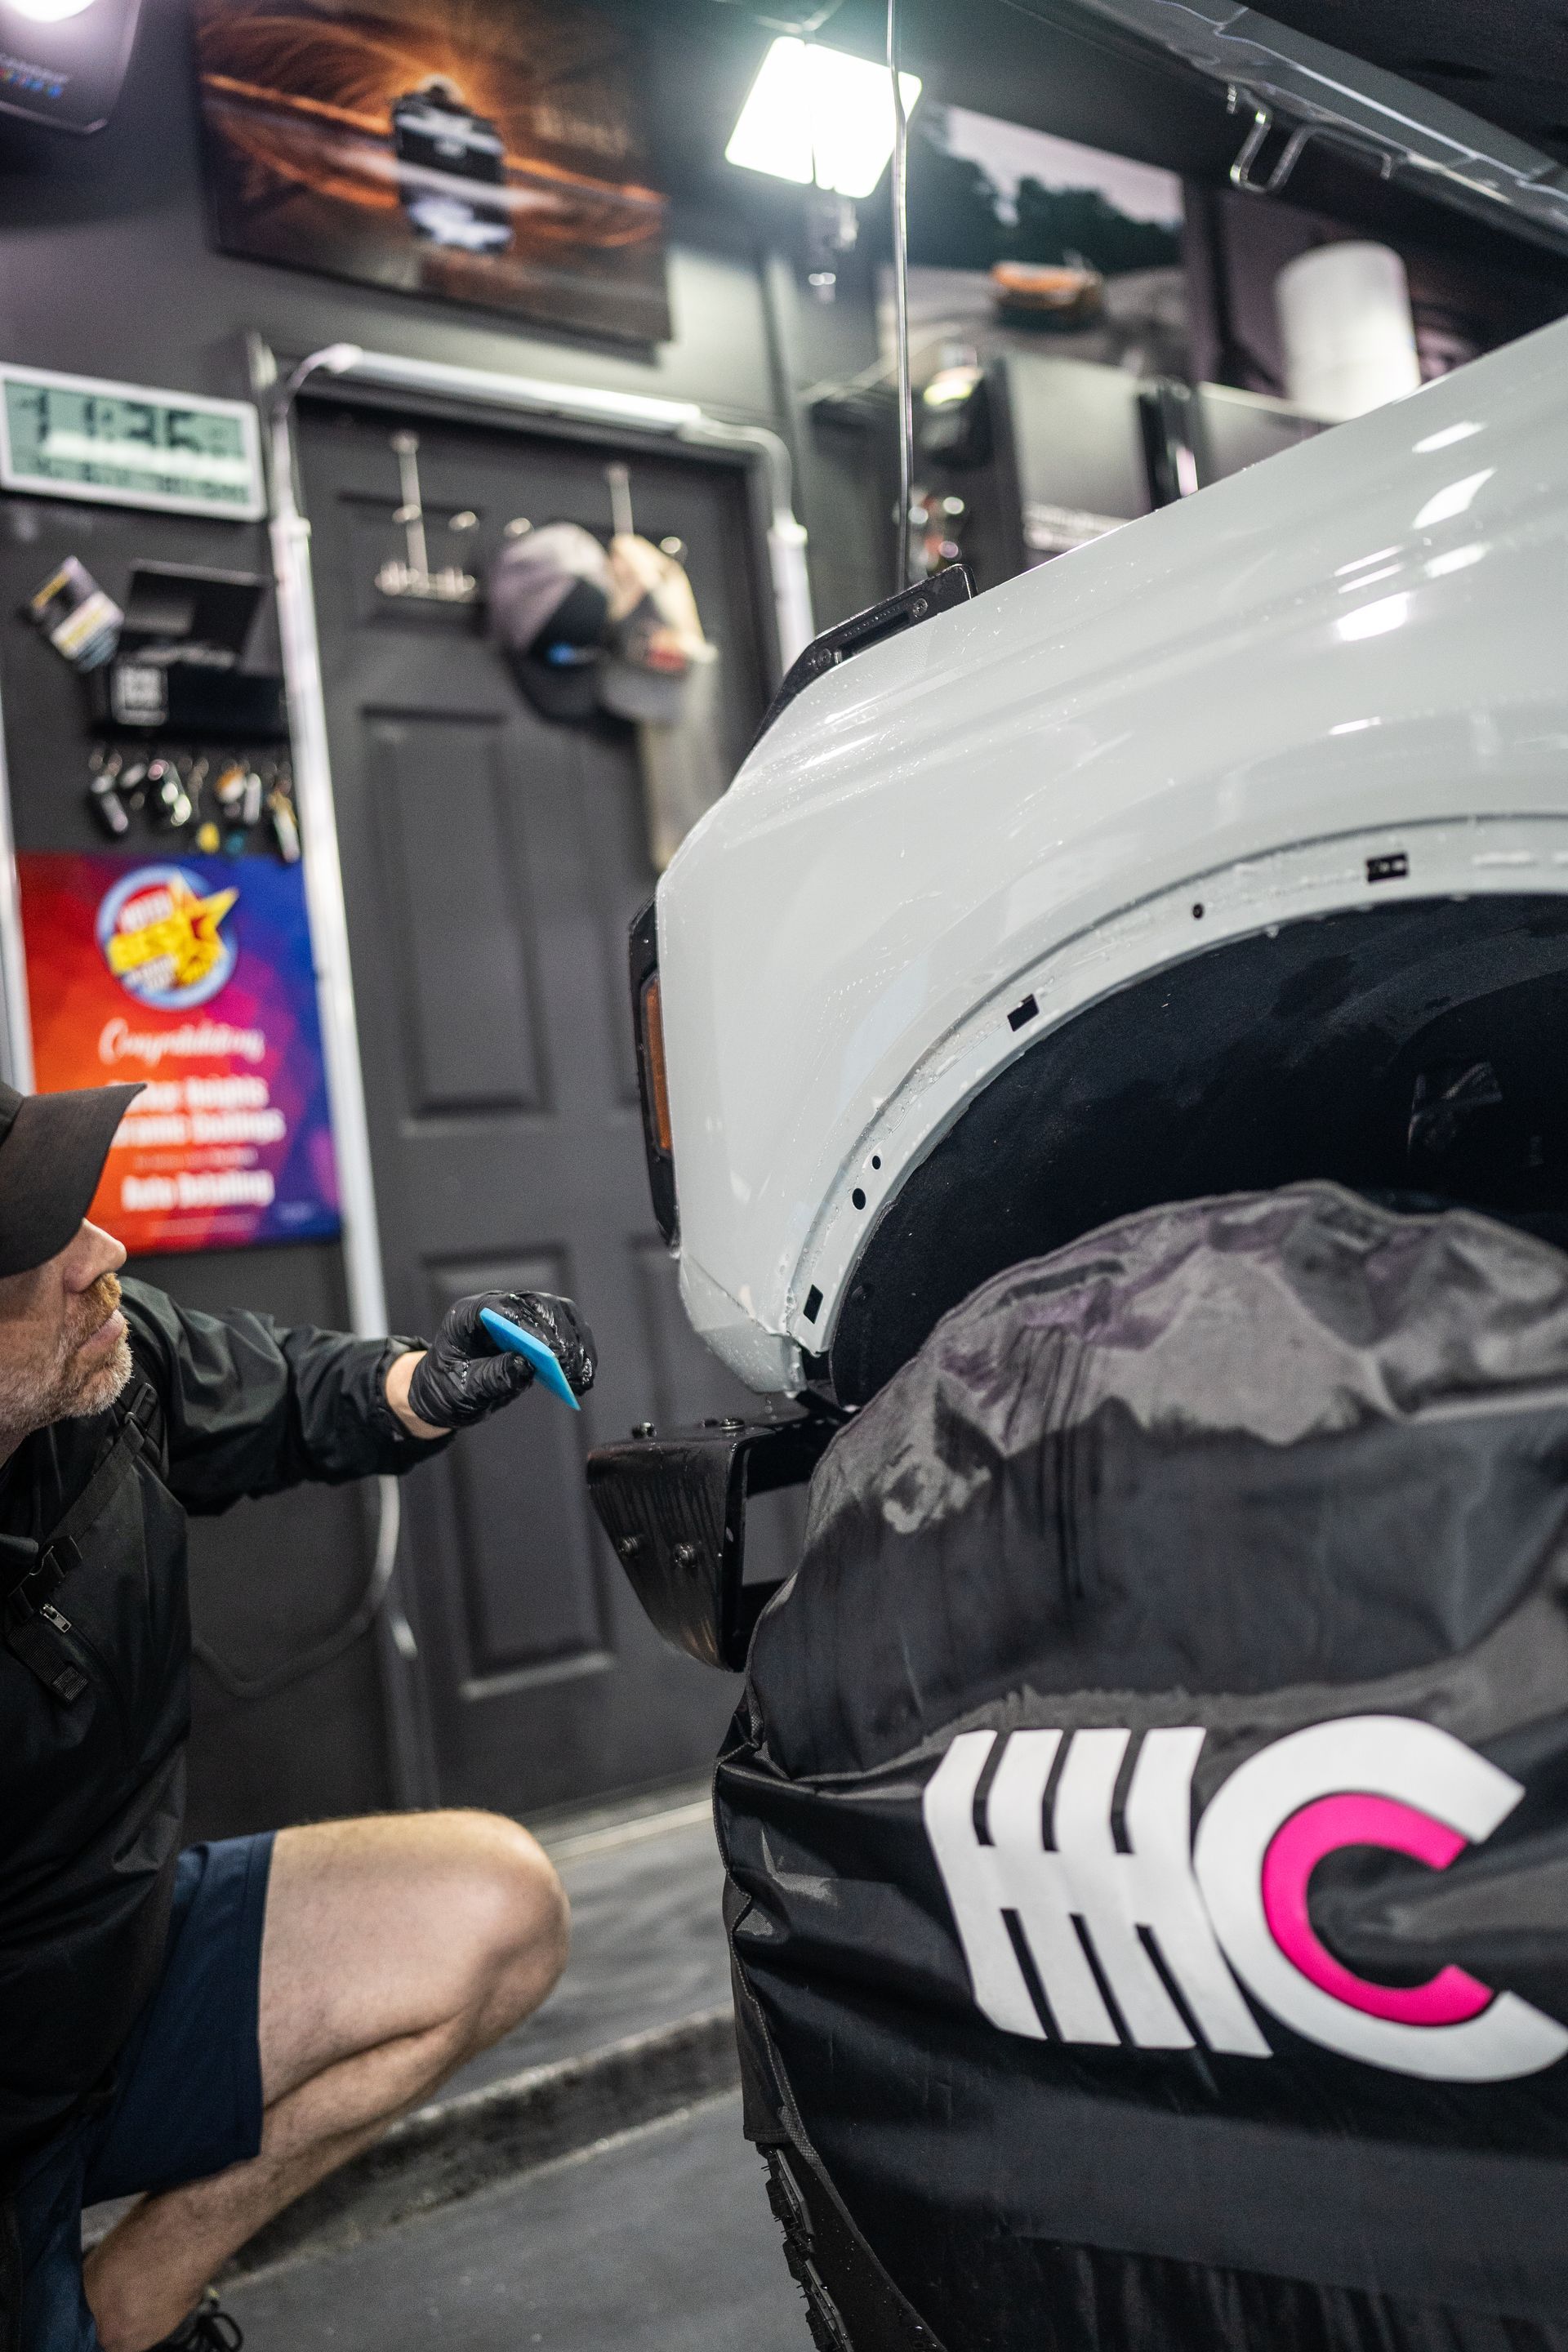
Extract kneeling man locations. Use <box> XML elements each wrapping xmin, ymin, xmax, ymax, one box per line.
<box><xmin>0</xmin><ymin>1080</ymin><xmax>596</xmax><ymax>2351</ymax></box>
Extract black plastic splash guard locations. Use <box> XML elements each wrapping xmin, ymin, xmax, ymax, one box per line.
<box><xmin>586</xmin><ymin>1412</ymin><xmax>839</xmax><ymax>1670</ymax></box>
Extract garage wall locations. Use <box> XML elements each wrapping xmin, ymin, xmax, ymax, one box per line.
<box><xmin>14</xmin><ymin>0</ymin><xmax>1559</xmax><ymax>1838</ymax></box>
<box><xmin>0</xmin><ymin>0</ymin><xmax>880</xmax><ymax>1838</ymax></box>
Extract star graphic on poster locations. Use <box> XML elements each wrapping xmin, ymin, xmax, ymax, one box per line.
<box><xmin>105</xmin><ymin>876</ymin><xmax>239</xmax><ymax>993</ymax></box>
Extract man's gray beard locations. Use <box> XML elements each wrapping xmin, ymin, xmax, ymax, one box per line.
<box><xmin>62</xmin><ymin>1332</ymin><xmax>134</xmax><ymax>1420</ymax></box>
<box><xmin>0</xmin><ymin>1297</ymin><xmax>133</xmax><ymax>1441</ymax></box>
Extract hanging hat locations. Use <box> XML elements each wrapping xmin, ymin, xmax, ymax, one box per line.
<box><xmin>488</xmin><ymin>523</ymin><xmax>612</xmax><ymax>722</ymax></box>
<box><xmin>595</xmin><ymin>535</ymin><xmax>706</xmax><ymax>725</ymax></box>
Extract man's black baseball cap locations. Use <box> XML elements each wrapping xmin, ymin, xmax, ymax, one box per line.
<box><xmin>0</xmin><ymin>1081</ymin><xmax>143</xmax><ymax>1276</ymax></box>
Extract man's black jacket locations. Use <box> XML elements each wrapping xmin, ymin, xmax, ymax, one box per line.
<box><xmin>0</xmin><ymin>1279</ymin><xmax>443</xmax><ymax>2168</ymax></box>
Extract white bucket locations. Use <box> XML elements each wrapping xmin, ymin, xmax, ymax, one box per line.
<box><xmin>1276</xmin><ymin>241</ymin><xmax>1422</xmax><ymax>422</ymax></box>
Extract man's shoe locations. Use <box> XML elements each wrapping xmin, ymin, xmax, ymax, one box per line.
<box><xmin>154</xmin><ymin>2287</ymin><xmax>243</xmax><ymax>2349</ymax></box>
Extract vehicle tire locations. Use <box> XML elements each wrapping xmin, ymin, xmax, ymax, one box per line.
<box><xmin>760</xmin><ymin>2144</ymin><xmax>945</xmax><ymax>2352</ymax></box>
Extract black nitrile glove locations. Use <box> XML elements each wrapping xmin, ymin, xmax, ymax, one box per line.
<box><xmin>404</xmin><ymin>1290</ymin><xmax>598</xmax><ymax>1430</ymax></box>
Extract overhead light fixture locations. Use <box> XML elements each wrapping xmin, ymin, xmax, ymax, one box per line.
<box><xmin>0</xmin><ymin>0</ymin><xmax>143</xmax><ymax>133</ymax></box>
<box><xmin>725</xmin><ymin>36</ymin><xmax>922</xmax><ymax>202</ymax></box>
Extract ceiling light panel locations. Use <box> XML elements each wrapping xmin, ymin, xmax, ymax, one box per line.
<box><xmin>726</xmin><ymin>37</ymin><xmax>922</xmax><ymax>201</ymax></box>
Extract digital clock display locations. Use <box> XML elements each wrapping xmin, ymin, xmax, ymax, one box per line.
<box><xmin>0</xmin><ymin>365</ymin><xmax>265</xmax><ymax>520</ymax></box>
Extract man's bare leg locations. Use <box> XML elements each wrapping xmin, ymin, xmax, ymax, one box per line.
<box><xmin>83</xmin><ymin>1809</ymin><xmax>569</xmax><ymax>2352</ymax></box>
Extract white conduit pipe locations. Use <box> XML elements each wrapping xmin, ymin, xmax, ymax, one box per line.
<box><xmin>202</xmin><ymin>348</ymin><xmax>424</xmax><ymax>1749</ymax></box>
<box><xmin>268</xmin><ymin>348</ymin><xmax>390</xmax><ymax>1349</ymax></box>
<box><xmin>0</xmin><ymin>702</ymin><xmax>33</xmax><ymax>1093</ymax></box>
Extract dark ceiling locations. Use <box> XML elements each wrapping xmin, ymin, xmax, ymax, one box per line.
<box><xmin>662</xmin><ymin>0</ymin><xmax>1237</xmax><ymax>189</ymax></box>
<box><xmin>630</xmin><ymin>0</ymin><xmax>1568</xmax><ymax>289</ymax></box>
<box><xmin>1254</xmin><ymin>0</ymin><xmax>1568</xmax><ymax>168</ymax></box>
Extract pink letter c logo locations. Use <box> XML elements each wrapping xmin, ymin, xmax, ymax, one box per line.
<box><xmin>1194</xmin><ymin>1715</ymin><xmax>1568</xmax><ymax>2081</ymax></box>
<box><xmin>1260</xmin><ymin>1793</ymin><xmax>1490</xmax><ymax>2026</ymax></box>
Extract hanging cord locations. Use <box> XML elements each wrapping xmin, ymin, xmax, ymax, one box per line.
<box><xmin>191</xmin><ymin>1475</ymin><xmax>405</xmax><ymax>1704</ymax></box>
<box><xmin>887</xmin><ymin>0</ymin><xmax>915</xmax><ymax>590</ymax></box>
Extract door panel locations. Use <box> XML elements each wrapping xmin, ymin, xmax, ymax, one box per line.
<box><xmin>299</xmin><ymin>398</ymin><xmax>782</xmax><ymax>1815</ymax></box>
<box><xmin>427</xmin><ymin>1252</ymin><xmax>608</xmax><ymax>1681</ymax></box>
<box><xmin>374</xmin><ymin>714</ymin><xmax>547</xmax><ymax>1117</ymax></box>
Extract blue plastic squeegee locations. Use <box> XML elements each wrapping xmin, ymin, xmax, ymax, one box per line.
<box><xmin>479</xmin><ymin>1307</ymin><xmax>580</xmax><ymax>1411</ymax></box>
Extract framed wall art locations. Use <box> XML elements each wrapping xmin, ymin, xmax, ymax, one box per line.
<box><xmin>192</xmin><ymin>0</ymin><xmax>670</xmax><ymax>342</ymax></box>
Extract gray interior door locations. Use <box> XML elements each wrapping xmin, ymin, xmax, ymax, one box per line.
<box><xmin>297</xmin><ymin>395</ymin><xmax>797</xmax><ymax>1819</ymax></box>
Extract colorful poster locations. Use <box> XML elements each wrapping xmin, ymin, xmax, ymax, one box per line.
<box><xmin>19</xmin><ymin>851</ymin><xmax>341</xmax><ymax>1256</ymax></box>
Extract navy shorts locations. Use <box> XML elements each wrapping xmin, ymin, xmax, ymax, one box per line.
<box><xmin>15</xmin><ymin>1833</ymin><xmax>275</xmax><ymax>2352</ymax></box>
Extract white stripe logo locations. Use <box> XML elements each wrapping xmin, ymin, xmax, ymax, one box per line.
<box><xmin>923</xmin><ymin>1720</ymin><xmax>1568</xmax><ymax>2082</ymax></box>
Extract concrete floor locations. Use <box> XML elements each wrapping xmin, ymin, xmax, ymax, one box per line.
<box><xmin>223</xmin><ymin>2093</ymin><xmax>808</xmax><ymax>2351</ymax></box>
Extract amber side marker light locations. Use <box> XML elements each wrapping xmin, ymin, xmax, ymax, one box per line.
<box><xmin>629</xmin><ymin>898</ymin><xmax>678</xmax><ymax>1245</ymax></box>
<box><xmin>641</xmin><ymin>973</ymin><xmax>674</xmax><ymax>1157</ymax></box>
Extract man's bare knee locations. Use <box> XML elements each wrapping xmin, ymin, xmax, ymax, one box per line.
<box><xmin>442</xmin><ymin>1811</ymin><xmax>569</xmax><ymax>2047</ymax></box>
<box><xmin>258</xmin><ymin>1810</ymin><xmax>568</xmax><ymax>2103</ymax></box>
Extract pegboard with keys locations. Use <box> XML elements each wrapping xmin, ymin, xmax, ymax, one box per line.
<box><xmin>86</xmin><ymin>742</ymin><xmax>299</xmax><ymax>863</ymax></box>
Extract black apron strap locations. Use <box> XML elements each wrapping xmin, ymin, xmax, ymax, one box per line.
<box><xmin>42</xmin><ymin>1379</ymin><xmax>160</xmax><ymax>1568</ymax></box>
<box><xmin>2</xmin><ymin>1381</ymin><xmax>162</xmax><ymax>1705</ymax></box>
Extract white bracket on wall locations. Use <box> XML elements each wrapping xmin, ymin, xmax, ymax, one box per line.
<box><xmin>375</xmin><ymin>430</ymin><xmax>480</xmax><ymax>605</ymax></box>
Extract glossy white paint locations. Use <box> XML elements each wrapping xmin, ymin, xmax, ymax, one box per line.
<box><xmin>657</xmin><ymin>312</ymin><xmax>1568</xmax><ymax>1392</ymax></box>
